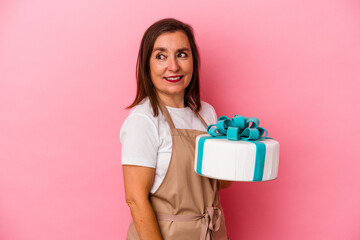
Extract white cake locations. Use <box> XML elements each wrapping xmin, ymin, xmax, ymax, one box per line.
<box><xmin>194</xmin><ymin>134</ymin><xmax>280</xmax><ymax>181</ymax></box>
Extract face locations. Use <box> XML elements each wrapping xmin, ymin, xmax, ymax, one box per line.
<box><xmin>149</xmin><ymin>31</ymin><xmax>193</xmax><ymax>103</ymax></box>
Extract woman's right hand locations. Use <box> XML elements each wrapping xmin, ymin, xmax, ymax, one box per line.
<box><xmin>123</xmin><ymin>165</ymin><xmax>163</xmax><ymax>240</ymax></box>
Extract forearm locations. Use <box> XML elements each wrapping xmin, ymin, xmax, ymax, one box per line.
<box><xmin>217</xmin><ymin>180</ymin><xmax>233</xmax><ymax>191</ymax></box>
<box><xmin>127</xmin><ymin>198</ymin><xmax>163</xmax><ymax>240</ymax></box>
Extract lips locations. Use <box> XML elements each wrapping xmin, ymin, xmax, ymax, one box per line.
<box><xmin>164</xmin><ymin>75</ymin><xmax>183</xmax><ymax>83</ymax></box>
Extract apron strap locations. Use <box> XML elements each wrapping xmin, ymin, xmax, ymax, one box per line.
<box><xmin>188</xmin><ymin>105</ymin><xmax>209</xmax><ymax>129</ymax></box>
<box><xmin>195</xmin><ymin>111</ymin><xmax>209</xmax><ymax>129</ymax></box>
<box><xmin>157</xmin><ymin>98</ymin><xmax>176</xmax><ymax>130</ymax></box>
<box><xmin>156</xmin><ymin>206</ymin><xmax>222</xmax><ymax>240</ymax></box>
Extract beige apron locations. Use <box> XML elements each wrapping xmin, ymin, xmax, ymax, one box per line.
<box><xmin>127</xmin><ymin>101</ymin><xmax>229</xmax><ymax>240</ymax></box>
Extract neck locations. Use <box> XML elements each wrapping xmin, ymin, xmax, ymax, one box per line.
<box><xmin>157</xmin><ymin>92</ymin><xmax>185</xmax><ymax>108</ymax></box>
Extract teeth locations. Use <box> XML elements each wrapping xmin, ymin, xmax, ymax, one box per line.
<box><xmin>166</xmin><ymin>76</ymin><xmax>182</xmax><ymax>80</ymax></box>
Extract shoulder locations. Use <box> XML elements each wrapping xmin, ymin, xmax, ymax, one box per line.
<box><xmin>200</xmin><ymin>101</ymin><xmax>215</xmax><ymax>114</ymax></box>
<box><xmin>199</xmin><ymin>101</ymin><xmax>217</xmax><ymax>125</ymax></box>
<box><xmin>127</xmin><ymin>98</ymin><xmax>158</xmax><ymax>125</ymax></box>
<box><xmin>120</xmin><ymin>98</ymin><xmax>159</xmax><ymax>142</ymax></box>
<box><xmin>128</xmin><ymin>98</ymin><xmax>156</xmax><ymax>118</ymax></box>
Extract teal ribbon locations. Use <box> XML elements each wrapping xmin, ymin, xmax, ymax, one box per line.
<box><xmin>196</xmin><ymin>115</ymin><xmax>270</xmax><ymax>181</ymax></box>
<box><xmin>207</xmin><ymin>115</ymin><xmax>268</xmax><ymax>141</ymax></box>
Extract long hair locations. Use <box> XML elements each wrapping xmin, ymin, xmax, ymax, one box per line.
<box><xmin>127</xmin><ymin>18</ymin><xmax>201</xmax><ymax>116</ymax></box>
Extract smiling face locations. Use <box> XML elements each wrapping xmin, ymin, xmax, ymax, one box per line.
<box><xmin>149</xmin><ymin>30</ymin><xmax>193</xmax><ymax>107</ymax></box>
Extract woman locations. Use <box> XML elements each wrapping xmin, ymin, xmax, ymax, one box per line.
<box><xmin>120</xmin><ymin>18</ymin><xmax>232</xmax><ymax>240</ymax></box>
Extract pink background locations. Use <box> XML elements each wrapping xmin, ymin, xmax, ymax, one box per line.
<box><xmin>1</xmin><ymin>0</ymin><xmax>359</xmax><ymax>239</ymax></box>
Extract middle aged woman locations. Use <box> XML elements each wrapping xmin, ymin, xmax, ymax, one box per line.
<box><xmin>121</xmin><ymin>18</ymin><xmax>232</xmax><ymax>240</ymax></box>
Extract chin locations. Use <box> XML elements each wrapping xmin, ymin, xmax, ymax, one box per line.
<box><xmin>168</xmin><ymin>90</ymin><xmax>186</xmax><ymax>95</ymax></box>
<box><xmin>160</xmin><ymin>88</ymin><xmax>186</xmax><ymax>96</ymax></box>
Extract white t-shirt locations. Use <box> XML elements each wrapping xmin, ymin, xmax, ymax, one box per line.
<box><xmin>120</xmin><ymin>97</ymin><xmax>217</xmax><ymax>193</ymax></box>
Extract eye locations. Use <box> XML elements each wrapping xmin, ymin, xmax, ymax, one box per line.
<box><xmin>156</xmin><ymin>54</ymin><xmax>166</xmax><ymax>60</ymax></box>
<box><xmin>178</xmin><ymin>52</ymin><xmax>188</xmax><ymax>58</ymax></box>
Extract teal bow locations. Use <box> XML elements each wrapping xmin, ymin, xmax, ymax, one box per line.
<box><xmin>207</xmin><ymin>115</ymin><xmax>268</xmax><ymax>141</ymax></box>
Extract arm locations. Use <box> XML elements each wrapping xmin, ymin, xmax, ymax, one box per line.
<box><xmin>217</xmin><ymin>180</ymin><xmax>233</xmax><ymax>191</ymax></box>
<box><xmin>123</xmin><ymin>165</ymin><xmax>163</xmax><ymax>240</ymax></box>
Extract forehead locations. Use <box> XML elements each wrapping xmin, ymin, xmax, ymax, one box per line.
<box><xmin>153</xmin><ymin>31</ymin><xmax>191</xmax><ymax>51</ymax></box>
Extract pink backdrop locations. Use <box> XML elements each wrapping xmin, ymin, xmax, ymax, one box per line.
<box><xmin>1</xmin><ymin>0</ymin><xmax>359</xmax><ymax>239</ymax></box>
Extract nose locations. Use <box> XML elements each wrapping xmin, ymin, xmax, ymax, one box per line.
<box><xmin>167</xmin><ymin>55</ymin><xmax>180</xmax><ymax>72</ymax></box>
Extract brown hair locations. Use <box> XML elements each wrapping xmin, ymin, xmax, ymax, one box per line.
<box><xmin>127</xmin><ymin>18</ymin><xmax>201</xmax><ymax>116</ymax></box>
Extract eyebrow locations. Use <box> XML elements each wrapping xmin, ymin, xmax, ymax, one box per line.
<box><xmin>152</xmin><ymin>47</ymin><xmax>190</xmax><ymax>52</ymax></box>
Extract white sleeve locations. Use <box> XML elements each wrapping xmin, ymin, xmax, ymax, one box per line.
<box><xmin>120</xmin><ymin>113</ymin><xmax>159</xmax><ymax>168</ymax></box>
